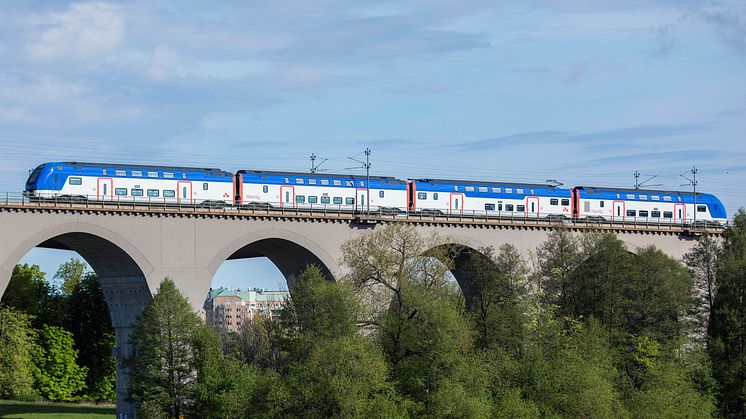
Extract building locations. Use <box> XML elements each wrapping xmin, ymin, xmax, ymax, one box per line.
<box><xmin>204</xmin><ymin>287</ymin><xmax>289</xmax><ymax>332</ymax></box>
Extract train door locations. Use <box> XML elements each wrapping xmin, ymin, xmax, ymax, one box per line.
<box><xmin>612</xmin><ymin>200</ymin><xmax>625</xmax><ymax>222</ymax></box>
<box><xmin>450</xmin><ymin>193</ymin><xmax>464</xmax><ymax>215</ymax></box>
<box><xmin>526</xmin><ymin>197</ymin><xmax>539</xmax><ymax>218</ymax></box>
<box><xmin>97</xmin><ymin>178</ymin><xmax>113</xmax><ymax>201</ymax></box>
<box><xmin>674</xmin><ymin>203</ymin><xmax>685</xmax><ymax>224</ymax></box>
<box><xmin>356</xmin><ymin>189</ymin><xmax>367</xmax><ymax>212</ymax></box>
<box><xmin>177</xmin><ymin>181</ymin><xmax>192</xmax><ymax>204</ymax></box>
<box><xmin>280</xmin><ymin>186</ymin><xmax>294</xmax><ymax>208</ymax></box>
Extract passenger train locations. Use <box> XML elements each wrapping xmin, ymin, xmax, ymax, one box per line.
<box><xmin>23</xmin><ymin>161</ymin><xmax>728</xmax><ymax>225</ymax></box>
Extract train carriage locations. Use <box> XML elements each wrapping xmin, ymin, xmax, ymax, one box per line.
<box><xmin>573</xmin><ymin>186</ymin><xmax>727</xmax><ymax>225</ymax></box>
<box><xmin>24</xmin><ymin>162</ymin><xmax>235</xmax><ymax>206</ymax></box>
<box><xmin>411</xmin><ymin>179</ymin><xmax>573</xmax><ymax>218</ymax></box>
<box><xmin>237</xmin><ymin>170</ymin><xmax>408</xmax><ymax>213</ymax></box>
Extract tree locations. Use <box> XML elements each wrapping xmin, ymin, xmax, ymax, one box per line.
<box><xmin>535</xmin><ymin>227</ymin><xmax>581</xmax><ymax>309</ymax></box>
<box><xmin>31</xmin><ymin>325</ymin><xmax>88</xmax><ymax>401</ymax></box>
<box><xmin>127</xmin><ymin>278</ymin><xmax>203</xmax><ymax>418</ymax></box>
<box><xmin>469</xmin><ymin>244</ymin><xmax>529</xmax><ymax>354</ymax></box>
<box><xmin>709</xmin><ymin>209</ymin><xmax>746</xmax><ymax>417</ymax></box>
<box><xmin>684</xmin><ymin>235</ymin><xmax>720</xmax><ymax>340</ymax></box>
<box><xmin>54</xmin><ymin>258</ymin><xmax>89</xmax><ymax>295</ymax></box>
<box><xmin>1</xmin><ymin>264</ymin><xmax>48</xmax><ymax>321</ymax></box>
<box><xmin>0</xmin><ymin>307</ymin><xmax>37</xmax><ymax>400</ymax></box>
<box><xmin>67</xmin><ymin>272</ymin><xmax>116</xmax><ymax>401</ymax></box>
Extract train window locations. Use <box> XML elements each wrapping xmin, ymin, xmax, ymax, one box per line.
<box><xmin>164</xmin><ymin>172</ymin><xmax>174</xmax><ymax>179</ymax></box>
<box><xmin>433</xmin><ymin>193</ymin><xmax>438</xmax><ymax>200</ymax></box>
<box><xmin>517</xmin><ymin>188</ymin><xmax>524</xmax><ymax>195</ymax></box>
<box><xmin>651</xmin><ymin>210</ymin><xmax>661</xmax><ymax>218</ymax></box>
<box><xmin>627</xmin><ymin>210</ymin><xmax>636</xmax><ymax>216</ymax></box>
<box><xmin>638</xmin><ymin>210</ymin><xmax>649</xmax><ymax>217</ymax></box>
<box><xmin>333</xmin><ymin>197</ymin><xmax>343</xmax><ymax>204</ymax></box>
<box><xmin>505</xmin><ymin>204</ymin><xmax>514</xmax><ymax>211</ymax></box>
<box><xmin>131</xmin><ymin>188</ymin><xmax>144</xmax><ymax>196</ymax></box>
<box><xmin>550</xmin><ymin>198</ymin><xmax>559</xmax><ymax>205</ymax></box>
<box><xmin>321</xmin><ymin>179</ymin><xmax>330</xmax><ymax>186</ymax></box>
<box><xmin>530</xmin><ymin>189</ymin><xmax>535</xmax><ymax>195</ymax></box>
<box><xmin>478</xmin><ymin>186</ymin><xmax>488</xmax><ymax>193</ymax></box>
<box><xmin>321</xmin><ymin>196</ymin><xmax>331</xmax><ymax>204</ymax></box>
<box><xmin>485</xmin><ymin>203</ymin><xmax>495</xmax><ymax>211</ymax></box>
<box><xmin>163</xmin><ymin>190</ymin><xmax>176</xmax><ymax>198</ymax></box>
<box><xmin>465</xmin><ymin>186</ymin><xmax>475</xmax><ymax>192</ymax></box>
<box><xmin>345</xmin><ymin>180</ymin><xmax>354</xmax><ymax>187</ymax></box>
<box><xmin>561</xmin><ymin>199</ymin><xmax>570</xmax><ymax>206</ymax></box>
<box><xmin>309</xmin><ymin>179</ymin><xmax>317</xmax><ymax>185</ymax></box>
<box><xmin>492</xmin><ymin>187</ymin><xmax>501</xmax><ymax>193</ymax></box>
<box><xmin>498</xmin><ymin>204</ymin><xmax>503</xmax><ymax>211</ymax></box>
<box><xmin>640</xmin><ymin>195</ymin><xmax>648</xmax><ymax>200</ymax></box>
<box><xmin>182</xmin><ymin>173</ymin><xmax>187</xmax><ymax>179</ymax></box>
<box><xmin>102</xmin><ymin>169</ymin><xmax>108</xmax><ymax>176</ymax></box>
<box><xmin>600</xmin><ymin>201</ymin><xmax>605</xmax><ymax>208</ymax></box>
<box><xmin>663</xmin><ymin>196</ymin><xmax>672</xmax><ymax>202</ymax></box>
<box><xmin>308</xmin><ymin>196</ymin><xmax>318</xmax><ymax>204</ymax></box>
<box><xmin>262</xmin><ymin>186</ymin><xmax>268</xmax><ymax>193</ymax></box>
<box><xmin>333</xmin><ymin>180</ymin><xmax>342</xmax><ymax>186</ymax></box>
<box><xmin>626</xmin><ymin>194</ymin><xmax>635</xmax><ymax>200</ymax></box>
<box><xmin>147</xmin><ymin>171</ymin><xmax>158</xmax><ymax>178</ymax></box>
<box><xmin>284</xmin><ymin>177</ymin><xmax>290</xmax><ymax>184</ymax></box>
<box><xmin>131</xmin><ymin>170</ymin><xmax>143</xmax><ymax>177</ymax></box>
<box><xmin>697</xmin><ymin>205</ymin><xmax>707</xmax><ymax>213</ymax></box>
<box><xmin>295</xmin><ymin>178</ymin><xmax>304</xmax><ymax>184</ymax></box>
<box><xmin>454</xmin><ymin>186</ymin><xmax>459</xmax><ymax>191</ymax></box>
<box><xmin>616</xmin><ymin>193</ymin><xmax>621</xmax><ymax>199</ymax></box>
<box><xmin>517</xmin><ymin>205</ymin><xmax>525</xmax><ymax>212</ymax></box>
<box><xmin>115</xmin><ymin>170</ymin><xmax>126</xmax><ymax>177</ymax></box>
<box><xmin>663</xmin><ymin>211</ymin><xmax>673</xmax><ymax>218</ymax></box>
<box><xmin>346</xmin><ymin>197</ymin><xmax>355</xmax><ymax>205</ymax></box>
<box><xmin>652</xmin><ymin>196</ymin><xmax>660</xmax><ymax>201</ymax></box>
<box><xmin>295</xmin><ymin>195</ymin><xmax>305</xmax><ymax>203</ymax></box>
<box><xmin>359</xmin><ymin>181</ymin><xmax>365</xmax><ymax>187</ymax></box>
<box><xmin>379</xmin><ymin>191</ymin><xmax>384</xmax><ymax>198</ymax></box>
<box><xmin>115</xmin><ymin>188</ymin><xmax>127</xmax><ymax>196</ymax></box>
<box><xmin>418</xmin><ymin>192</ymin><xmax>427</xmax><ymax>200</ymax></box>
<box><xmin>69</xmin><ymin>177</ymin><xmax>82</xmax><ymax>185</ymax></box>
<box><xmin>147</xmin><ymin>189</ymin><xmax>159</xmax><ymax>197</ymax></box>
<box><xmin>203</xmin><ymin>183</ymin><xmax>208</xmax><ymax>190</ymax></box>
<box><xmin>505</xmin><ymin>188</ymin><xmax>513</xmax><ymax>194</ymax></box>
<box><xmin>677</xmin><ymin>196</ymin><xmax>682</xmax><ymax>202</ymax></box>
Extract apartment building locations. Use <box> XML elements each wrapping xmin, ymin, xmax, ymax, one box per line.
<box><xmin>204</xmin><ymin>287</ymin><xmax>289</xmax><ymax>332</ymax></box>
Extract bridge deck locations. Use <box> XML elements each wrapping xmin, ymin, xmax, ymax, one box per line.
<box><xmin>0</xmin><ymin>198</ymin><xmax>726</xmax><ymax>236</ymax></box>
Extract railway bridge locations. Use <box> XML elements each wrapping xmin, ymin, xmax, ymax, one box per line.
<box><xmin>0</xmin><ymin>199</ymin><xmax>724</xmax><ymax>418</ymax></box>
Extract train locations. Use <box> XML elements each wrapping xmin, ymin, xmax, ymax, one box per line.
<box><xmin>23</xmin><ymin>161</ymin><xmax>728</xmax><ymax>225</ymax></box>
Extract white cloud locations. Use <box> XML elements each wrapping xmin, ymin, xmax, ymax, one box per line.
<box><xmin>146</xmin><ymin>46</ymin><xmax>183</xmax><ymax>81</ymax></box>
<box><xmin>25</xmin><ymin>2</ymin><xmax>125</xmax><ymax>62</ymax></box>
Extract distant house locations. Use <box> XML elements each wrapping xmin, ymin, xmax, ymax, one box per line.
<box><xmin>204</xmin><ymin>287</ymin><xmax>289</xmax><ymax>332</ymax></box>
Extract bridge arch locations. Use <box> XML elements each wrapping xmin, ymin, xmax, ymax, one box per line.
<box><xmin>208</xmin><ymin>228</ymin><xmax>337</xmax><ymax>290</ymax></box>
<box><xmin>0</xmin><ymin>222</ymin><xmax>153</xmax><ymax>418</ymax></box>
<box><xmin>424</xmin><ymin>239</ymin><xmax>497</xmax><ymax>308</ymax></box>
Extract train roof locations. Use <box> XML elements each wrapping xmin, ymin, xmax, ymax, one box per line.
<box><xmin>238</xmin><ymin>169</ymin><xmax>401</xmax><ymax>181</ymax></box>
<box><xmin>413</xmin><ymin>178</ymin><xmax>565</xmax><ymax>189</ymax></box>
<box><xmin>575</xmin><ymin>185</ymin><xmax>710</xmax><ymax>197</ymax></box>
<box><xmin>61</xmin><ymin>161</ymin><xmax>228</xmax><ymax>174</ymax></box>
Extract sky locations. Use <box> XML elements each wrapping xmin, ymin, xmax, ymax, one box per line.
<box><xmin>3</xmin><ymin>0</ymin><xmax>745</xmax><ymax>291</ymax></box>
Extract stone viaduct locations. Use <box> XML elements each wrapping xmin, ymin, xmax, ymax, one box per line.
<box><xmin>0</xmin><ymin>202</ymin><xmax>722</xmax><ymax>418</ymax></box>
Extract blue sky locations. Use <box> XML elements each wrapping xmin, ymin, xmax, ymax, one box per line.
<box><xmin>3</xmin><ymin>0</ymin><xmax>745</xmax><ymax>291</ymax></box>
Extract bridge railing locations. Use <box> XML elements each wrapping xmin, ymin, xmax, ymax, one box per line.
<box><xmin>2</xmin><ymin>192</ymin><xmax>728</xmax><ymax>232</ymax></box>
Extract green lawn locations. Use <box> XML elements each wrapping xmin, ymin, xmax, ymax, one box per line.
<box><xmin>0</xmin><ymin>400</ymin><xmax>115</xmax><ymax>419</ymax></box>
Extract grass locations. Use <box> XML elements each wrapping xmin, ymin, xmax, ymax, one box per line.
<box><xmin>0</xmin><ymin>400</ymin><xmax>115</xmax><ymax>418</ymax></box>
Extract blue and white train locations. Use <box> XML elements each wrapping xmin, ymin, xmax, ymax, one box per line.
<box><xmin>22</xmin><ymin>161</ymin><xmax>728</xmax><ymax>225</ymax></box>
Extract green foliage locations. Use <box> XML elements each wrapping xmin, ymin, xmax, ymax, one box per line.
<box><xmin>469</xmin><ymin>244</ymin><xmax>529</xmax><ymax>354</ymax></box>
<box><xmin>0</xmin><ymin>307</ymin><xmax>37</xmax><ymax>400</ymax></box>
<box><xmin>2</xmin><ymin>264</ymin><xmax>48</xmax><ymax>323</ymax></box>
<box><xmin>66</xmin><ymin>272</ymin><xmax>115</xmax><ymax>401</ymax></box>
<box><xmin>54</xmin><ymin>258</ymin><xmax>88</xmax><ymax>295</ymax></box>
<box><xmin>127</xmin><ymin>277</ymin><xmax>202</xmax><ymax>418</ymax></box>
<box><xmin>709</xmin><ymin>208</ymin><xmax>746</xmax><ymax>417</ymax></box>
<box><xmin>31</xmin><ymin>325</ymin><xmax>88</xmax><ymax>401</ymax></box>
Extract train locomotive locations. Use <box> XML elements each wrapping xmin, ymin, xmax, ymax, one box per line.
<box><xmin>23</xmin><ymin>161</ymin><xmax>728</xmax><ymax>225</ymax></box>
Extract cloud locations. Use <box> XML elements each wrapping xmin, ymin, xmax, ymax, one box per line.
<box><xmin>450</xmin><ymin>123</ymin><xmax>712</xmax><ymax>151</ymax></box>
<box><xmin>25</xmin><ymin>2</ymin><xmax>125</xmax><ymax>62</ymax></box>
<box><xmin>703</xmin><ymin>11</ymin><xmax>746</xmax><ymax>53</ymax></box>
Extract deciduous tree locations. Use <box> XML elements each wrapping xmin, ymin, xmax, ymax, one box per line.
<box><xmin>0</xmin><ymin>307</ymin><xmax>36</xmax><ymax>400</ymax></box>
<box><xmin>31</xmin><ymin>325</ymin><xmax>88</xmax><ymax>401</ymax></box>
